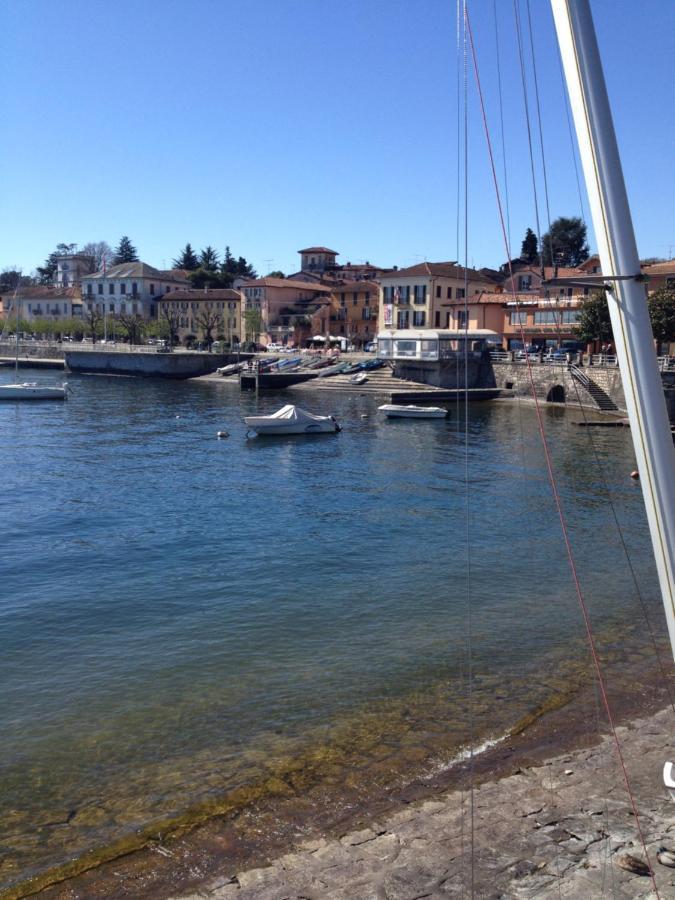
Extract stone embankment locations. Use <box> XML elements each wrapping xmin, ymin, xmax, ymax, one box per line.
<box><xmin>175</xmin><ymin>707</ymin><xmax>675</xmax><ymax>899</ymax></box>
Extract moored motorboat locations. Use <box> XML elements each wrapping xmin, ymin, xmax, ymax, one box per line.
<box><xmin>245</xmin><ymin>404</ymin><xmax>341</xmax><ymax>436</ymax></box>
<box><xmin>378</xmin><ymin>404</ymin><xmax>448</xmax><ymax>419</ymax></box>
<box><xmin>349</xmin><ymin>372</ymin><xmax>368</xmax><ymax>385</ymax></box>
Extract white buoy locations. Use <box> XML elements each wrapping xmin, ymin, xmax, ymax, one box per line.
<box><xmin>217</xmin><ymin>431</ymin><xmax>229</xmax><ymax>439</ymax></box>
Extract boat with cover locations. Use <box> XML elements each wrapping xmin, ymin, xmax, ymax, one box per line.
<box><xmin>378</xmin><ymin>404</ymin><xmax>447</xmax><ymax>419</ymax></box>
<box><xmin>244</xmin><ymin>404</ymin><xmax>341</xmax><ymax>435</ymax></box>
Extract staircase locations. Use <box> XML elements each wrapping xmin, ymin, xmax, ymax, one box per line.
<box><xmin>569</xmin><ymin>365</ymin><xmax>620</xmax><ymax>411</ymax></box>
<box><xmin>289</xmin><ymin>366</ymin><xmax>443</xmax><ymax>397</ymax></box>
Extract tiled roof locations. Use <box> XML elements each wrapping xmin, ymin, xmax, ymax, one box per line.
<box><xmin>1</xmin><ymin>286</ymin><xmax>80</xmax><ymax>300</ymax></box>
<box><xmin>298</xmin><ymin>247</ymin><xmax>339</xmax><ymax>255</ymax></box>
<box><xmin>162</xmin><ymin>289</ymin><xmax>241</xmax><ymax>300</ymax></box>
<box><xmin>240</xmin><ymin>278</ymin><xmax>332</xmax><ymax>292</ymax></box>
<box><xmin>382</xmin><ymin>262</ymin><xmax>494</xmax><ymax>280</ymax></box>
<box><xmin>642</xmin><ymin>260</ymin><xmax>675</xmax><ymax>275</ymax></box>
<box><xmin>330</xmin><ymin>280</ymin><xmax>380</xmax><ymax>293</ymax></box>
<box><xmin>84</xmin><ymin>262</ymin><xmax>188</xmax><ymax>282</ymax></box>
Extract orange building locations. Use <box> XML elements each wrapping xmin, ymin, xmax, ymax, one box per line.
<box><xmin>310</xmin><ymin>281</ymin><xmax>379</xmax><ymax>348</ymax></box>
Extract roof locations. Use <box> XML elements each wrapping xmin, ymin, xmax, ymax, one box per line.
<box><xmin>2</xmin><ymin>285</ymin><xmax>80</xmax><ymax>300</ymax></box>
<box><xmin>162</xmin><ymin>289</ymin><xmax>241</xmax><ymax>301</ymax></box>
<box><xmin>83</xmin><ymin>262</ymin><xmax>188</xmax><ymax>282</ymax></box>
<box><xmin>642</xmin><ymin>260</ymin><xmax>675</xmax><ymax>275</ymax></box>
<box><xmin>298</xmin><ymin>247</ymin><xmax>339</xmax><ymax>255</ymax></box>
<box><xmin>240</xmin><ymin>277</ymin><xmax>332</xmax><ymax>292</ymax></box>
<box><xmin>381</xmin><ymin>262</ymin><xmax>495</xmax><ymax>280</ymax></box>
<box><xmin>331</xmin><ymin>280</ymin><xmax>380</xmax><ymax>294</ymax></box>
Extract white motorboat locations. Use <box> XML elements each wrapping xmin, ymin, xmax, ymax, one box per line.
<box><xmin>0</xmin><ymin>382</ymin><xmax>68</xmax><ymax>400</ymax></box>
<box><xmin>349</xmin><ymin>372</ymin><xmax>368</xmax><ymax>385</ymax></box>
<box><xmin>378</xmin><ymin>404</ymin><xmax>448</xmax><ymax>419</ymax></box>
<box><xmin>245</xmin><ymin>404</ymin><xmax>341</xmax><ymax>436</ymax></box>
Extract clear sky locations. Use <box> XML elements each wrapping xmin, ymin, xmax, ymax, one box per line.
<box><xmin>2</xmin><ymin>0</ymin><xmax>674</xmax><ymax>277</ymax></box>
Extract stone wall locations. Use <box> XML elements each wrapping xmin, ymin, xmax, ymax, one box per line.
<box><xmin>0</xmin><ymin>341</ymin><xmax>65</xmax><ymax>359</ymax></box>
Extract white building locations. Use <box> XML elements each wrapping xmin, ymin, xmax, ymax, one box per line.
<box><xmin>81</xmin><ymin>262</ymin><xmax>188</xmax><ymax>319</ymax></box>
<box><xmin>55</xmin><ymin>253</ymin><xmax>95</xmax><ymax>286</ymax></box>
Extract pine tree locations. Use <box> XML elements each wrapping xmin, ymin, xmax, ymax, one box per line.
<box><xmin>172</xmin><ymin>243</ymin><xmax>199</xmax><ymax>270</ymax></box>
<box><xmin>520</xmin><ymin>228</ymin><xmax>539</xmax><ymax>263</ymax></box>
<box><xmin>199</xmin><ymin>246</ymin><xmax>220</xmax><ymax>272</ymax></box>
<box><xmin>113</xmin><ymin>236</ymin><xmax>139</xmax><ymax>265</ymax></box>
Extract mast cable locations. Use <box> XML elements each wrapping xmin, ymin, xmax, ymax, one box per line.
<box><xmin>464</xmin><ymin>10</ymin><xmax>660</xmax><ymax>894</ymax></box>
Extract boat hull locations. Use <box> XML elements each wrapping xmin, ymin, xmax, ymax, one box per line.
<box><xmin>378</xmin><ymin>404</ymin><xmax>447</xmax><ymax>419</ymax></box>
<box><xmin>0</xmin><ymin>383</ymin><xmax>67</xmax><ymax>400</ymax></box>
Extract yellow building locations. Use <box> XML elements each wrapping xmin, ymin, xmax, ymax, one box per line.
<box><xmin>160</xmin><ymin>289</ymin><xmax>242</xmax><ymax>346</ymax></box>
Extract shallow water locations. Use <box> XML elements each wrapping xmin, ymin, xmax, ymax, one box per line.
<box><xmin>0</xmin><ymin>370</ymin><xmax>666</xmax><ymax>890</ymax></box>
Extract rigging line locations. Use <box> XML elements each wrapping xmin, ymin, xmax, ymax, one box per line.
<box><xmin>525</xmin><ymin>0</ymin><xmax>554</xmax><ymax>242</ymax></box>
<box><xmin>512</xmin><ymin>0</ymin><xmax>547</xmax><ymax>276</ymax></box>
<box><xmin>461</xmin><ymin>5</ymin><xmax>475</xmax><ymax>896</ymax></box>
<box><xmin>492</xmin><ymin>0</ymin><xmax>512</xmax><ymax>257</ymax></box>
<box><xmin>464</xmin><ymin>11</ymin><xmax>660</xmax><ymax>896</ymax></box>
<box><xmin>556</xmin><ymin>43</ymin><xmax>587</xmax><ymax>222</ymax></box>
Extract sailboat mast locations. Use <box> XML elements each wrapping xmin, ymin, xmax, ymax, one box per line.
<box><xmin>551</xmin><ymin>0</ymin><xmax>675</xmax><ymax>660</ymax></box>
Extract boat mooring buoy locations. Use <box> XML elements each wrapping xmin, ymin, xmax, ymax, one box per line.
<box><xmin>361</xmin><ymin>414</ymin><xmax>368</xmax><ymax>419</ymax></box>
<box><xmin>630</xmin><ymin>470</ymin><xmax>639</xmax><ymax>480</ymax></box>
<box><xmin>217</xmin><ymin>431</ymin><xmax>229</xmax><ymax>439</ymax></box>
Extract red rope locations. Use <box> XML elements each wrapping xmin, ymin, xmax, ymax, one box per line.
<box><xmin>464</xmin><ymin>7</ymin><xmax>659</xmax><ymax>894</ymax></box>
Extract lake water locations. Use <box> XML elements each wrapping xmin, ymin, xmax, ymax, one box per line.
<box><xmin>0</xmin><ymin>369</ymin><xmax>666</xmax><ymax>890</ymax></box>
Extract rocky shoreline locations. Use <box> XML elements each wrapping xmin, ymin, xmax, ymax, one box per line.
<box><xmin>173</xmin><ymin>705</ymin><xmax>673</xmax><ymax>899</ymax></box>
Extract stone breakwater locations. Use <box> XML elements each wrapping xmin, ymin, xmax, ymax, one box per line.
<box><xmin>174</xmin><ymin>707</ymin><xmax>674</xmax><ymax>900</ymax></box>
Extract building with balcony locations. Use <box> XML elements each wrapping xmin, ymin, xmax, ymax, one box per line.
<box><xmin>310</xmin><ymin>281</ymin><xmax>379</xmax><ymax>348</ymax></box>
<box><xmin>378</xmin><ymin>262</ymin><xmax>500</xmax><ymax>332</ymax></box>
<box><xmin>239</xmin><ymin>277</ymin><xmax>332</xmax><ymax>346</ymax></box>
<box><xmin>81</xmin><ymin>262</ymin><xmax>188</xmax><ymax>320</ymax></box>
<box><xmin>0</xmin><ymin>286</ymin><xmax>82</xmax><ymax>326</ymax></box>
<box><xmin>160</xmin><ymin>289</ymin><xmax>242</xmax><ymax>345</ymax></box>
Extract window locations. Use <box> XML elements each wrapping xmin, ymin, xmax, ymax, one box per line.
<box><xmin>446</xmin><ymin>287</ymin><xmax>452</xmax><ymax>299</ymax></box>
<box><xmin>132</xmin><ymin>303</ymin><xmax>138</xmax><ymax>314</ymax></box>
<box><xmin>132</xmin><ymin>283</ymin><xmax>138</xmax><ymax>296</ymax></box>
<box><xmin>509</xmin><ymin>311</ymin><xmax>527</xmax><ymax>325</ymax></box>
<box><xmin>98</xmin><ymin>283</ymin><xmax>103</xmax><ymax>294</ymax></box>
<box><xmin>362</xmin><ymin>307</ymin><xmax>371</xmax><ymax>320</ymax></box>
<box><xmin>353</xmin><ymin>292</ymin><xmax>358</xmax><ymax>305</ymax></box>
<box><xmin>457</xmin><ymin>288</ymin><xmax>465</xmax><ymax>299</ymax></box>
<box><xmin>436</xmin><ymin>285</ymin><xmax>441</xmax><ymax>298</ymax></box>
<box><xmin>534</xmin><ymin>311</ymin><xmax>560</xmax><ymax>325</ymax></box>
<box><xmin>340</xmin><ymin>292</ymin><xmax>346</xmax><ymax>306</ymax></box>
<box><xmin>109</xmin><ymin>303</ymin><xmax>114</xmax><ymax>312</ymax></box>
<box><xmin>109</xmin><ymin>283</ymin><xmax>115</xmax><ymax>295</ymax></box>
<box><xmin>150</xmin><ymin>283</ymin><xmax>155</xmax><ymax>295</ymax></box>
<box><xmin>518</xmin><ymin>275</ymin><xmax>532</xmax><ymax>290</ymax></box>
<box><xmin>383</xmin><ymin>286</ymin><xmax>393</xmax><ymax>302</ymax></box>
<box><xmin>413</xmin><ymin>310</ymin><xmax>426</xmax><ymax>326</ymax></box>
<box><xmin>120</xmin><ymin>283</ymin><xmax>126</xmax><ymax>295</ymax></box>
<box><xmin>435</xmin><ymin>311</ymin><xmax>441</xmax><ymax>327</ymax></box>
<box><xmin>87</xmin><ymin>284</ymin><xmax>92</xmax><ymax>295</ymax></box>
<box><xmin>413</xmin><ymin>284</ymin><xmax>426</xmax><ymax>305</ymax></box>
<box><xmin>397</xmin><ymin>310</ymin><xmax>409</xmax><ymax>328</ymax></box>
<box><xmin>120</xmin><ymin>303</ymin><xmax>126</xmax><ymax>313</ymax></box>
<box><xmin>456</xmin><ymin>310</ymin><xmax>468</xmax><ymax>328</ymax></box>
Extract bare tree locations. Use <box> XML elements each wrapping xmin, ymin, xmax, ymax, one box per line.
<box><xmin>81</xmin><ymin>241</ymin><xmax>114</xmax><ymax>273</ymax></box>
<box><xmin>195</xmin><ymin>307</ymin><xmax>222</xmax><ymax>350</ymax></box>
<box><xmin>84</xmin><ymin>304</ymin><xmax>103</xmax><ymax>344</ymax></box>
<box><xmin>159</xmin><ymin>302</ymin><xmax>182</xmax><ymax>348</ymax></box>
<box><xmin>116</xmin><ymin>313</ymin><xmax>146</xmax><ymax>346</ymax></box>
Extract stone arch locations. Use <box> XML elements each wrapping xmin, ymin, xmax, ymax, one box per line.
<box><xmin>546</xmin><ymin>384</ymin><xmax>565</xmax><ymax>403</ymax></box>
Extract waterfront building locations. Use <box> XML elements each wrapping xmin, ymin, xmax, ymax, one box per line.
<box><xmin>81</xmin><ymin>262</ymin><xmax>188</xmax><ymax>320</ymax></box>
<box><xmin>642</xmin><ymin>259</ymin><xmax>675</xmax><ymax>291</ymax></box>
<box><xmin>160</xmin><ymin>288</ymin><xmax>242</xmax><ymax>345</ymax></box>
<box><xmin>238</xmin><ymin>277</ymin><xmax>331</xmax><ymax>346</ymax></box>
<box><xmin>55</xmin><ymin>253</ymin><xmax>96</xmax><ymax>286</ymax></box>
<box><xmin>310</xmin><ymin>280</ymin><xmax>380</xmax><ymax>348</ymax></box>
<box><xmin>287</xmin><ymin>247</ymin><xmax>393</xmax><ymax>285</ymax></box>
<box><xmin>378</xmin><ymin>262</ymin><xmax>499</xmax><ymax>332</ymax></box>
<box><xmin>0</xmin><ymin>285</ymin><xmax>82</xmax><ymax>327</ymax></box>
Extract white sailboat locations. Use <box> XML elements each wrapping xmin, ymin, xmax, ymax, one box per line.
<box><xmin>0</xmin><ymin>292</ymin><xmax>68</xmax><ymax>401</ymax></box>
<box><xmin>551</xmin><ymin>0</ymin><xmax>675</xmax><ymax>795</ymax></box>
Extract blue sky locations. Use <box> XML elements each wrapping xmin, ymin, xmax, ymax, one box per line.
<box><xmin>2</xmin><ymin>0</ymin><xmax>674</xmax><ymax>276</ymax></box>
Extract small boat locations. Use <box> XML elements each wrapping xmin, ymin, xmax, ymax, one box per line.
<box><xmin>361</xmin><ymin>359</ymin><xmax>385</xmax><ymax>371</ymax></box>
<box><xmin>349</xmin><ymin>372</ymin><xmax>368</xmax><ymax>385</ymax></box>
<box><xmin>244</xmin><ymin>404</ymin><xmax>341</xmax><ymax>436</ymax></box>
<box><xmin>216</xmin><ymin>362</ymin><xmax>245</xmax><ymax>376</ymax></box>
<box><xmin>378</xmin><ymin>404</ymin><xmax>448</xmax><ymax>419</ymax></box>
<box><xmin>317</xmin><ymin>362</ymin><xmax>351</xmax><ymax>377</ymax></box>
<box><xmin>0</xmin><ymin>382</ymin><xmax>68</xmax><ymax>400</ymax></box>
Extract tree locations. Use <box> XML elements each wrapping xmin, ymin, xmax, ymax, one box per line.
<box><xmin>188</xmin><ymin>267</ymin><xmax>228</xmax><ymax>289</ymax></box>
<box><xmin>81</xmin><ymin>241</ymin><xmax>113</xmax><ymax>272</ymax></box>
<box><xmin>574</xmin><ymin>291</ymin><xmax>612</xmax><ymax>346</ymax></box>
<box><xmin>540</xmin><ymin>216</ymin><xmax>590</xmax><ymax>267</ymax></box>
<box><xmin>221</xmin><ymin>245</ymin><xmax>257</xmax><ymax>279</ymax></box>
<box><xmin>36</xmin><ymin>243</ymin><xmax>78</xmax><ymax>284</ymax></box>
<box><xmin>268</xmin><ymin>270</ymin><xmax>285</xmax><ymax>279</ymax></box>
<box><xmin>199</xmin><ymin>246</ymin><xmax>220</xmax><ymax>271</ymax></box>
<box><xmin>648</xmin><ymin>286</ymin><xmax>675</xmax><ymax>344</ymax></box>
<box><xmin>243</xmin><ymin>308</ymin><xmax>262</xmax><ymax>342</ymax></box>
<box><xmin>195</xmin><ymin>307</ymin><xmax>222</xmax><ymax>350</ymax></box>
<box><xmin>159</xmin><ymin>302</ymin><xmax>182</xmax><ymax>347</ymax></box>
<box><xmin>0</xmin><ymin>269</ymin><xmax>23</xmax><ymax>290</ymax></box>
<box><xmin>520</xmin><ymin>228</ymin><xmax>538</xmax><ymax>263</ymax></box>
<box><xmin>84</xmin><ymin>304</ymin><xmax>103</xmax><ymax>344</ymax></box>
<box><xmin>172</xmin><ymin>243</ymin><xmax>199</xmax><ymax>271</ymax></box>
<box><xmin>112</xmin><ymin>236</ymin><xmax>139</xmax><ymax>264</ymax></box>
<box><xmin>115</xmin><ymin>312</ymin><xmax>146</xmax><ymax>345</ymax></box>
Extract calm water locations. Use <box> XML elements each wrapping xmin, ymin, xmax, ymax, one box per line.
<box><xmin>0</xmin><ymin>369</ymin><xmax>666</xmax><ymax>889</ymax></box>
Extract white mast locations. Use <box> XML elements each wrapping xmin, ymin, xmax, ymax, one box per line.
<box><xmin>551</xmin><ymin>0</ymin><xmax>675</xmax><ymax>660</ymax></box>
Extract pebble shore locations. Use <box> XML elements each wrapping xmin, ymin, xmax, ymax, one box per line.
<box><xmin>174</xmin><ymin>707</ymin><xmax>674</xmax><ymax>899</ymax></box>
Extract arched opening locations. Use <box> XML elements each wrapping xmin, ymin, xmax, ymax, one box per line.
<box><xmin>546</xmin><ymin>384</ymin><xmax>565</xmax><ymax>403</ymax></box>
